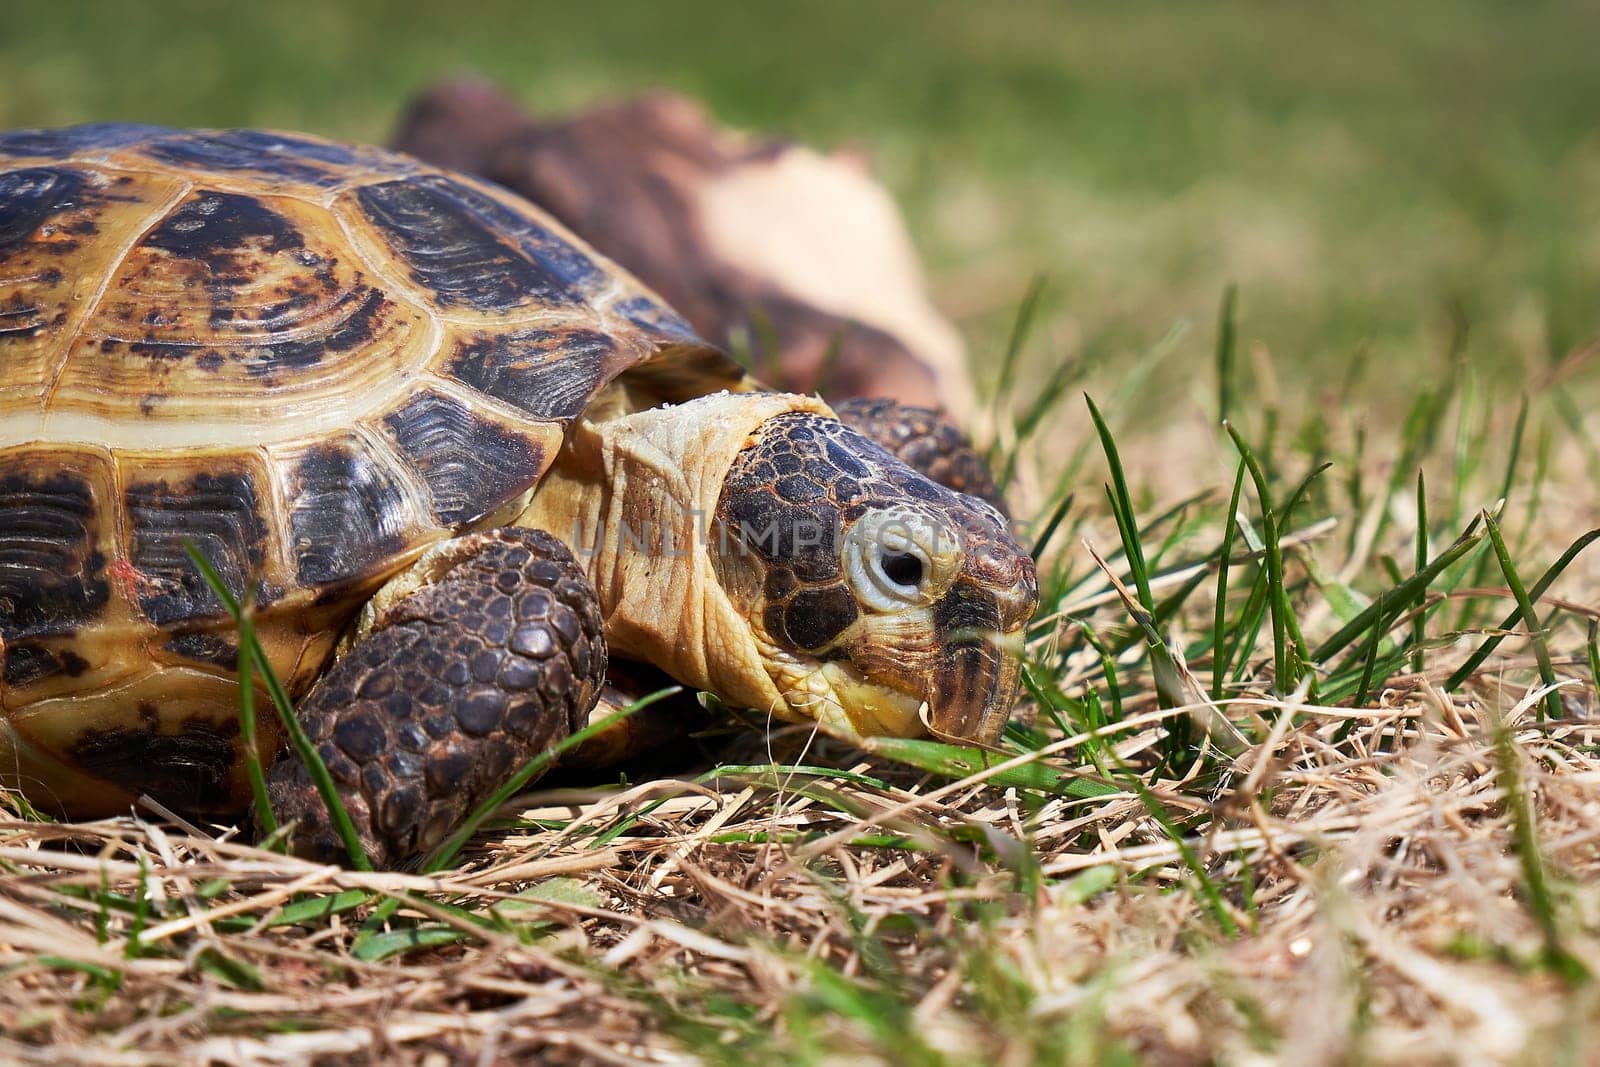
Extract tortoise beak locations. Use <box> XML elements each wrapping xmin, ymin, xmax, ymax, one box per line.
<box><xmin>925</xmin><ymin>623</ymin><xmax>1026</xmax><ymax>745</ymax></box>
<box><xmin>923</xmin><ymin>579</ymin><xmax>1035</xmax><ymax>746</ymax></box>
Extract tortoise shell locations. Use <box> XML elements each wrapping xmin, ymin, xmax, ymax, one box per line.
<box><xmin>0</xmin><ymin>124</ymin><xmax>744</xmax><ymax>813</ymax></box>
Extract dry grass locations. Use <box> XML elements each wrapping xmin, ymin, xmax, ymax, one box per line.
<box><xmin>2</xmin><ymin>685</ymin><xmax>1596</xmax><ymax>1064</ymax></box>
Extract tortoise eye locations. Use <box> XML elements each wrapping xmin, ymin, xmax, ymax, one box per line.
<box><xmin>879</xmin><ymin>550</ymin><xmax>924</xmax><ymax>589</ymax></box>
<box><xmin>843</xmin><ymin>506</ymin><xmax>960</xmax><ymax>610</ymax></box>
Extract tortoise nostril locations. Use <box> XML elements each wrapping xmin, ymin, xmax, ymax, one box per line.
<box><xmin>880</xmin><ymin>550</ymin><xmax>923</xmax><ymax>588</ymax></box>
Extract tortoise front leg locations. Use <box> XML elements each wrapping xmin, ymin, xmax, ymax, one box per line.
<box><xmin>831</xmin><ymin>397</ymin><xmax>1007</xmax><ymax>515</ymax></box>
<box><xmin>266</xmin><ymin>529</ymin><xmax>605</xmax><ymax>868</ymax></box>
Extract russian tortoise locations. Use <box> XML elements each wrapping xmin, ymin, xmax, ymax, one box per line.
<box><xmin>0</xmin><ymin>124</ymin><xmax>1037</xmax><ymax>867</ymax></box>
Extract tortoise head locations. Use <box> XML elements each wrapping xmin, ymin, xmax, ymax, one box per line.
<box><xmin>712</xmin><ymin>411</ymin><xmax>1038</xmax><ymax>745</ymax></box>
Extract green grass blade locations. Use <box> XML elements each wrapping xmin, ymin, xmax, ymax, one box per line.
<box><xmin>1147</xmin><ymin>567</ymin><xmax>1214</xmax><ymax>643</ymax></box>
<box><xmin>37</xmin><ymin>956</ymin><xmax>121</xmax><ymax>987</ymax></box>
<box><xmin>861</xmin><ymin>736</ymin><xmax>1118</xmax><ymax>800</ymax></box>
<box><xmin>990</xmin><ymin>274</ymin><xmax>1047</xmax><ymax>418</ymax></box>
<box><xmin>999</xmin><ymin>353</ymin><xmax>1083</xmax><ymax>491</ymax></box>
<box><xmin>1211</xmin><ymin>459</ymin><xmax>1243</xmax><ymax>701</ymax></box>
<box><xmin>180</xmin><ymin>543</ymin><xmax>275</xmax><ymax>837</ymax></box>
<box><xmin>1091</xmin><ymin>746</ymin><xmax>1237</xmax><ymax>937</ymax></box>
<box><xmin>1353</xmin><ymin>591</ymin><xmax>1387</xmax><ymax>709</ymax></box>
<box><xmin>352</xmin><ymin>925</ymin><xmax>471</xmax><ymax>962</ymax></box>
<box><xmin>1589</xmin><ymin>620</ymin><xmax>1600</xmax><ymax>696</ymax></box>
<box><xmin>1225</xmin><ymin>423</ymin><xmax>1311</xmax><ymax>695</ymax></box>
<box><xmin>1444</xmin><ymin>529</ymin><xmax>1600</xmax><ymax>690</ymax></box>
<box><xmin>1456</xmin><ymin>394</ymin><xmax>1531</xmax><ymax>630</ymax></box>
<box><xmin>184</xmin><ymin>539</ymin><xmax>370</xmax><ymax>870</ymax></box>
<box><xmin>1450</xmin><ymin>371</ymin><xmax>1483</xmax><ymax>528</ymax></box>
<box><xmin>125</xmin><ymin>854</ymin><xmax>151</xmax><ymax>959</ymax></box>
<box><xmin>1215</xmin><ymin>283</ymin><xmax>1238</xmax><ymax>425</ymax></box>
<box><xmin>1087</xmin><ymin>393</ymin><xmax>1153</xmax><ymax>610</ymax></box>
<box><xmin>1411</xmin><ymin>470</ymin><xmax>1428</xmax><ymax>674</ymax></box>
<box><xmin>178</xmin><ymin>543</ymin><xmax>241</xmax><ymax>616</ymax></box>
<box><xmin>267</xmin><ymin>889</ymin><xmax>371</xmax><ymax>928</ymax></box>
<box><xmin>745</xmin><ymin>305</ymin><xmax>785</xmax><ymax>384</ymax></box>
<box><xmin>1312</xmin><ymin>515</ymin><xmax>1486</xmax><ymax>662</ymax></box>
<box><xmin>1086</xmin><ymin>394</ymin><xmax>1194</xmax><ymax>745</ymax></box>
<box><xmin>1021</xmin><ymin>664</ymin><xmax>1074</xmax><ymax>741</ymax></box>
<box><xmin>1028</xmin><ymin>491</ymin><xmax>1075</xmax><ymax>563</ymax></box>
<box><xmin>1077</xmin><ymin>623</ymin><xmax>1124</xmax><ymax>722</ymax></box>
<box><xmin>1279</xmin><ymin>462</ymin><xmax>1333</xmax><ymax>531</ymax></box>
<box><xmin>812</xmin><ymin>325</ymin><xmax>848</xmax><ymax>396</ymax></box>
<box><xmin>709</xmin><ymin>765</ymin><xmax>892</xmax><ymax>790</ymax></box>
<box><xmin>1223</xmin><ymin>569</ymin><xmax>1272</xmax><ymax>687</ymax></box>
<box><xmin>1480</xmin><ymin>511</ymin><xmax>1562</xmax><ymax>722</ymax></box>
<box><xmin>234</xmin><ymin>628</ymin><xmax>276</xmax><ymax>838</ymax></box>
<box><xmin>1497</xmin><ymin>394</ymin><xmax>1531</xmax><ymax>505</ymax></box>
<box><xmin>1492</xmin><ymin>720</ymin><xmax>1589</xmax><ymax>982</ymax></box>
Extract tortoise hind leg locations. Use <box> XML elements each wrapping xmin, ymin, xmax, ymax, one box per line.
<box><xmin>265</xmin><ymin>528</ymin><xmax>605</xmax><ymax>868</ymax></box>
<box><xmin>831</xmin><ymin>397</ymin><xmax>1007</xmax><ymax>515</ymax></box>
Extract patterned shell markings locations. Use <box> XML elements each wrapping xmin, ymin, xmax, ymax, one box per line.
<box><xmin>0</xmin><ymin>125</ymin><xmax>739</xmax><ymax>701</ymax></box>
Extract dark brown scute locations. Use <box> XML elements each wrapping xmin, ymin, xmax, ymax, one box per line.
<box><xmin>381</xmin><ymin>389</ymin><xmax>547</xmax><ymax>526</ymax></box>
<box><xmin>243</xmin><ymin>288</ymin><xmax>386</xmax><ymax>375</ymax></box>
<box><xmin>0</xmin><ymin>294</ymin><xmax>46</xmax><ymax>339</ymax></box>
<box><xmin>447</xmin><ymin>327</ymin><xmax>616</xmax><ymax>420</ymax></box>
<box><xmin>2</xmin><ymin>642</ymin><xmax>89</xmax><ymax>687</ymax></box>
<box><xmin>140</xmin><ymin>130</ymin><xmax>368</xmax><ymax>187</ymax></box>
<box><xmin>0</xmin><ymin>468</ymin><xmax>109</xmax><ymax>641</ymax></box>
<box><xmin>0</xmin><ymin>123</ymin><xmax>163</xmax><ymax>159</ymax></box>
<box><xmin>0</xmin><ymin>166</ymin><xmax>92</xmax><ymax>255</ymax></box>
<box><xmin>163</xmin><ymin>632</ymin><xmax>240</xmax><ymax>670</ymax></box>
<box><xmin>69</xmin><ymin>715</ymin><xmax>240</xmax><ymax>813</ymax></box>
<box><xmin>720</xmin><ymin>485</ymin><xmax>840</xmax><ymax>582</ymax></box>
<box><xmin>763</xmin><ymin>565</ymin><xmax>798</xmax><ymax>600</ymax></box>
<box><xmin>719</xmin><ymin>414</ymin><xmax>924</xmax><ymax>583</ymax></box>
<box><xmin>718</xmin><ymin>411</ymin><xmax>1030</xmax><ymax>665</ymax></box>
<box><xmin>612</xmin><ymin>294</ymin><xmax>701</xmax><ymax>347</ymax></box>
<box><xmin>287</xmin><ymin>441</ymin><xmax>413</xmax><ymax>586</ymax></box>
<box><xmin>722</xmin><ymin>410</ymin><xmax>968</xmax><ymax>526</ymax></box>
<box><xmin>934</xmin><ymin>581</ymin><xmax>1003</xmax><ymax>639</ymax></box>
<box><xmin>930</xmin><ymin>583</ymin><xmax>1008</xmax><ymax>729</ymax></box>
<box><xmin>355</xmin><ymin>174</ymin><xmax>604</xmax><ymax>311</ymax></box>
<box><xmin>124</xmin><ymin>470</ymin><xmax>268</xmax><ymax>625</ymax></box>
<box><xmin>391</xmin><ymin>84</ymin><xmax>952</xmax><ymax>407</ymax></box>
<box><xmin>121</xmin><ymin>287</ymin><xmax>389</xmax><ymax>376</ymax></box>
<box><xmin>141</xmin><ymin>190</ymin><xmax>304</xmax><ymax>269</ymax></box>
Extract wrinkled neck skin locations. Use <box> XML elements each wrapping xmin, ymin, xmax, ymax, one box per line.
<box><xmin>516</xmin><ymin>391</ymin><xmax>832</xmax><ymax>717</ymax></box>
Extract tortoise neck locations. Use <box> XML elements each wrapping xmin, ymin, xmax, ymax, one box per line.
<box><xmin>515</xmin><ymin>391</ymin><xmax>832</xmax><ymax>711</ymax></box>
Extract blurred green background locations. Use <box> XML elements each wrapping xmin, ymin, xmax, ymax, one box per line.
<box><xmin>4</xmin><ymin>0</ymin><xmax>1598</xmax><ymax>411</ymax></box>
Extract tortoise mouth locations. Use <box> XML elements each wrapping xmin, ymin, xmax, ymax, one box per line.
<box><xmin>787</xmin><ymin>629</ymin><xmax>1023</xmax><ymax>747</ymax></box>
<box><xmin>923</xmin><ymin>629</ymin><xmax>1024</xmax><ymax>746</ymax></box>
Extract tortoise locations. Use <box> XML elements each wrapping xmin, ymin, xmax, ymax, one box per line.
<box><xmin>0</xmin><ymin>124</ymin><xmax>1037</xmax><ymax>867</ymax></box>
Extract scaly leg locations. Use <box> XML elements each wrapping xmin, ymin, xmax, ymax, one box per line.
<box><xmin>266</xmin><ymin>529</ymin><xmax>605</xmax><ymax>867</ymax></box>
<box><xmin>831</xmin><ymin>397</ymin><xmax>1007</xmax><ymax>514</ymax></box>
